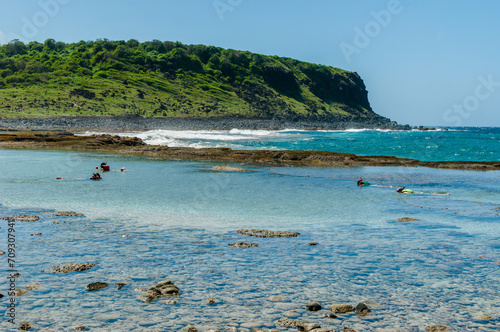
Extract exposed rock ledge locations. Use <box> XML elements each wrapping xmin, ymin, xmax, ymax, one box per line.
<box><xmin>0</xmin><ymin>130</ymin><xmax>498</xmax><ymax>171</ymax></box>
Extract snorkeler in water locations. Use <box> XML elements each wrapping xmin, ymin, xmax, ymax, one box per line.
<box><xmin>396</xmin><ymin>186</ymin><xmax>414</xmax><ymax>194</ymax></box>
<box><xmin>357</xmin><ymin>177</ymin><xmax>370</xmax><ymax>186</ymax></box>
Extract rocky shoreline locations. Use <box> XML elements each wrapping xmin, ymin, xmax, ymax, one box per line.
<box><xmin>0</xmin><ymin>129</ymin><xmax>498</xmax><ymax>171</ymax></box>
<box><xmin>0</xmin><ymin>116</ymin><xmax>412</xmax><ymax>131</ymax></box>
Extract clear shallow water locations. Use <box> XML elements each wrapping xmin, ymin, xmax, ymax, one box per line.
<box><xmin>0</xmin><ymin>149</ymin><xmax>499</xmax><ymax>331</ymax></box>
<box><xmin>81</xmin><ymin>127</ymin><xmax>500</xmax><ymax>162</ymax></box>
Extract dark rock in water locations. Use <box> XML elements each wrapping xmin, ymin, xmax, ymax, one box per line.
<box><xmin>115</xmin><ymin>283</ymin><xmax>127</xmax><ymax>290</ymax></box>
<box><xmin>397</xmin><ymin>217</ymin><xmax>419</xmax><ymax>222</ymax></box>
<box><xmin>236</xmin><ymin>229</ymin><xmax>300</xmax><ymax>238</ymax></box>
<box><xmin>330</xmin><ymin>303</ymin><xmax>354</xmax><ymax>314</ymax></box>
<box><xmin>0</xmin><ymin>250</ymin><xmax>5</xmax><ymax>255</ymax></box>
<box><xmin>305</xmin><ymin>301</ymin><xmax>322</xmax><ymax>311</ymax></box>
<box><xmin>355</xmin><ymin>302</ymin><xmax>371</xmax><ymax>315</ymax></box>
<box><xmin>0</xmin><ymin>215</ymin><xmax>39</xmax><ymax>222</ymax></box>
<box><xmin>308</xmin><ymin>242</ymin><xmax>318</xmax><ymax>246</ymax></box>
<box><xmin>297</xmin><ymin>322</ymin><xmax>321</xmax><ymax>331</ymax></box>
<box><xmin>19</xmin><ymin>321</ymin><xmax>31</xmax><ymax>331</ymax></box>
<box><xmin>50</xmin><ymin>211</ymin><xmax>84</xmax><ymax>217</ymax></box>
<box><xmin>140</xmin><ymin>279</ymin><xmax>180</xmax><ymax>303</ymax></box>
<box><xmin>323</xmin><ymin>312</ymin><xmax>337</xmax><ymax>319</ymax></box>
<box><xmin>10</xmin><ymin>273</ymin><xmax>20</xmax><ymax>278</ymax></box>
<box><xmin>48</xmin><ymin>263</ymin><xmax>96</xmax><ymax>273</ymax></box>
<box><xmin>74</xmin><ymin>326</ymin><xmax>86</xmax><ymax>331</ymax></box>
<box><xmin>343</xmin><ymin>327</ymin><xmax>356</xmax><ymax>332</ymax></box>
<box><xmin>228</xmin><ymin>242</ymin><xmax>258</xmax><ymax>248</ymax></box>
<box><xmin>86</xmin><ymin>282</ymin><xmax>109</xmax><ymax>291</ymax></box>
<box><xmin>30</xmin><ymin>232</ymin><xmax>42</xmax><ymax>236</ymax></box>
<box><xmin>152</xmin><ymin>279</ymin><xmax>180</xmax><ymax>295</ymax></box>
<box><xmin>185</xmin><ymin>324</ymin><xmax>198</xmax><ymax>332</ymax></box>
<box><xmin>0</xmin><ymin>293</ymin><xmax>3</xmax><ymax>299</ymax></box>
<box><xmin>207</xmin><ymin>297</ymin><xmax>216</xmax><ymax>305</ymax></box>
<box><xmin>425</xmin><ymin>326</ymin><xmax>450</xmax><ymax>332</ymax></box>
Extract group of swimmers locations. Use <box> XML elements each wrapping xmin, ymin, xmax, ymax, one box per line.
<box><xmin>90</xmin><ymin>162</ymin><xmax>125</xmax><ymax>180</ymax></box>
<box><xmin>357</xmin><ymin>177</ymin><xmax>449</xmax><ymax>195</ymax></box>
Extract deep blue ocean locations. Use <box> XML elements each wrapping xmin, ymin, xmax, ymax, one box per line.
<box><xmin>0</xmin><ymin>127</ymin><xmax>498</xmax><ymax>331</ymax></box>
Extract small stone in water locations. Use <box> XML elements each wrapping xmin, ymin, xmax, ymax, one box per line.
<box><xmin>207</xmin><ymin>297</ymin><xmax>216</xmax><ymax>305</ymax></box>
<box><xmin>18</xmin><ymin>321</ymin><xmax>31</xmax><ymax>331</ymax></box>
<box><xmin>185</xmin><ymin>324</ymin><xmax>198</xmax><ymax>332</ymax></box>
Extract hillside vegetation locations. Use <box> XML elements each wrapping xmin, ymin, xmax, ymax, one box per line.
<box><xmin>0</xmin><ymin>38</ymin><xmax>382</xmax><ymax>121</ymax></box>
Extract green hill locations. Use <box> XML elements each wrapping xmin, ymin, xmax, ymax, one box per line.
<box><xmin>0</xmin><ymin>38</ymin><xmax>385</xmax><ymax>122</ymax></box>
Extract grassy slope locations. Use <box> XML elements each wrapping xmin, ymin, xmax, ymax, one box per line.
<box><xmin>0</xmin><ymin>39</ymin><xmax>376</xmax><ymax>120</ymax></box>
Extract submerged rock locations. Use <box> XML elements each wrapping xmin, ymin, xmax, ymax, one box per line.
<box><xmin>308</xmin><ymin>242</ymin><xmax>319</xmax><ymax>246</ymax></box>
<box><xmin>343</xmin><ymin>327</ymin><xmax>356</xmax><ymax>332</ymax></box>
<box><xmin>396</xmin><ymin>217</ymin><xmax>419</xmax><ymax>222</ymax></box>
<box><xmin>323</xmin><ymin>312</ymin><xmax>337</xmax><ymax>319</ymax></box>
<box><xmin>74</xmin><ymin>326</ymin><xmax>86</xmax><ymax>331</ymax></box>
<box><xmin>50</xmin><ymin>211</ymin><xmax>84</xmax><ymax>217</ymax></box>
<box><xmin>228</xmin><ymin>242</ymin><xmax>258</xmax><ymax>248</ymax></box>
<box><xmin>86</xmin><ymin>282</ymin><xmax>109</xmax><ymax>291</ymax></box>
<box><xmin>25</xmin><ymin>283</ymin><xmax>41</xmax><ymax>291</ymax></box>
<box><xmin>47</xmin><ymin>263</ymin><xmax>96</xmax><ymax>273</ymax></box>
<box><xmin>15</xmin><ymin>288</ymin><xmax>29</xmax><ymax>296</ymax></box>
<box><xmin>207</xmin><ymin>297</ymin><xmax>216</xmax><ymax>305</ymax></box>
<box><xmin>1</xmin><ymin>215</ymin><xmax>39</xmax><ymax>222</ymax></box>
<box><xmin>30</xmin><ymin>232</ymin><xmax>42</xmax><ymax>236</ymax></box>
<box><xmin>425</xmin><ymin>326</ymin><xmax>450</xmax><ymax>332</ymax></box>
<box><xmin>236</xmin><ymin>229</ymin><xmax>300</xmax><ymax>238</ymax></box>
<box><xmin>330</xmin><ymin>303</ymin><xmax>354</xmax><ymax>314</ymax></box>
<box><xmin>277</xmin><ymin>318</ymin><xmax>301</xmax><ymax>327</ymax></box>
<box><xmin>212</xmin><ymin>166</ymin><xmax>256</xmax><ymax>172</ymax></box>
<box><xmin>268</xmin><ymin>295</ymin><xmax>285</xmax><ymax>301</ymax></box>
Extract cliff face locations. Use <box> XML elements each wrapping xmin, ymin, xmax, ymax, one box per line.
<box><xmin>0</xmin><ymin>39</ymin><xmax>387</xmax><ymax>124</ymax></box>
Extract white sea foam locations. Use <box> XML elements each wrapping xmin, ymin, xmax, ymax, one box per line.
<box><xmin>79</xmin><ymin>129</ymin><xmax>300</xmax><ymax>148</ymax></box>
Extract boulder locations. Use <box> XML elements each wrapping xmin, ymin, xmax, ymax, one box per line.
<box><xmin>305</xmin><ymin>301</ymin><xmax>322</xmax><ymax>311</ymax></box>
<box><xmin>140</xmin><ymin>280</ymin><xmax>180</xmax><ymax>303</ymax></box>
<box><xmin>116</xmin><ymin>283</ymin><xmax>127</xmax><ymax>290</ymax></box>
<box><xmin>354</xmin><ymin>302</ymin><xmax>371</xmax><ymax>315</ymax></box>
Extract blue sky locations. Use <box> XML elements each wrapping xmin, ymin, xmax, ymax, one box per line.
<box><xmin>1</xmin><ymin>0</ymin><xmax>499</xmax><ymax>127</ymax></box>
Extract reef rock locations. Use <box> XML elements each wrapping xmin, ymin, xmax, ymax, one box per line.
<box><xmin>86</xmin><ymin>282</ymin><xmax>109</xmax><ymax>291</ymax></box>
<box><xmin>425</xmin><ymin>326</ymin><xmax>450</xmax><ymax>332</ymax></box>
<box><xmin>397</xmin><ymin>217</ymin><xmax>419</xmax><ymax>222</ymax></box>
<box><xmin>330</xmin><ymin>303</ymin><xmax>354</xmax><ymax>314</ymax></box>
<box><xmin>236</xmin><ymin>229</ymin><xmax>300</xmax><ymax>238</ymax></box>
<box><xmin>228</xmin><ymin>242</ymin><xmax>258</xmax><ymax>248</ymax></box>
<box><xmin>47</xmin><ymin>263</ymin><xmax>96</xmax><ymax>273</ymax></box>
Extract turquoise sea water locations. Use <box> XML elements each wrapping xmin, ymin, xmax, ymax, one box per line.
<box><xmin>83</xmin><ymin>127</ymin><xmax>500</xmax><ymax>162</ymax></box>
<box><xmin>0</xmin><ymin>128</ymin><xmax>499</xmax><ymax>331</ymax></box>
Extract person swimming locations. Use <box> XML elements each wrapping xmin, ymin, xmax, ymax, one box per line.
<box><xmin>396</xmin><ymin>186</ymin><xmax>414</xmax><ymax>194</ymax></box>
<box><xmin>100</xmin><ymin>162</ymin><xmax>110</xmax><ymax>172</ymax></box>
<box><xmin>90</xmin><ymin>172</ymin><xmax>102</xmax><ymax>180</ymax></box>
<box><xmin>357</xmin><ymin>177</ymin><xmax>370</xmax><ymax>186</ymax></box>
